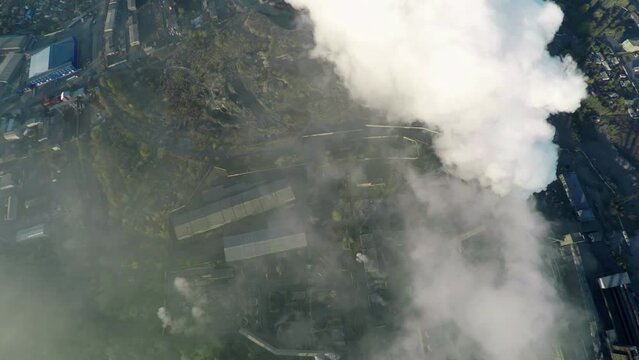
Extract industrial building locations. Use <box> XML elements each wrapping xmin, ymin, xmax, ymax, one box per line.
<box><xmin>171</xmin><ymin>181</ymin><xmax>296</xmax><ymax>241</ymax></box>
<box><xmin>16</xmin><ymin>224</ymin><xmax>48</xmax><ymax>243</ymax></box>
<box><xmin>611</xmin><ymin>345</ymin><xmax>639</xmax><ymax>360</ymax></box>
<box><xmin>598</xmin><ymin>273</ymin><xmax>639</xmax><ymax>347</ymax></box>
<box><xmin>224</xmin><ymin>229</ymin><xmax>307</xmax><ymax>262</ymax></box>
<box><xmin>4</xmin><ymin>194</ymin><xmax>17</xmax><ymax>221</ymax></box>
<box><xmin>128</xmin><ymin>16</ymin><xmax>140</xmax><ymax>47</ymax></box>
<box><xmin>27</xmin><ymin>37</ymin><xmax>78</xmax><ymax>87</ymax></box>
<box><xmin>0</xmin><ymin>173</ymin><xmax>15</xmax><ymax>190</ymax></box>
<box><xmin>105</xmin><ymin>6</ymin><xmax>117</xmax><ymax>33</ymax></box>
<box><xmin>0</xmin><ymin>52</ymin><xmax>24</xmax><ymax>84</ymax></box>
<box><xmin>0</xmin><ymin>35</ymin><xmax>29</xmax><ymax>54</ymax></box>
<box><xmin>3</xmin><ymin>119</ymin><xmax>22</xmax><ymax>141</ymax></box>
<box><xmin>559</xmin><ymin>172</ymin><xmax>596</xmax><ymax>222</ymax></box>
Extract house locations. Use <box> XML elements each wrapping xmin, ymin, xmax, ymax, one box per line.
<box><xmin>622</xmin><ymin>39</ymin><xmax>639</xmax><ymax>53</ymax></box>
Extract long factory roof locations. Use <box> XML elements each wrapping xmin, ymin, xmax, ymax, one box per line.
<box><xmin>172</xmin><ymin>181</ymin><xmax>295</xmax><ymax>241</ymax></box>
<box><xmin>224</xmin><ymin>229</ymin><xmax>307</xmax><ymax>262</ymax></box>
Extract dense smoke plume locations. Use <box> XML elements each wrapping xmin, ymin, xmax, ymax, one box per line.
<box><xmin>287</xmin><ymin>0</ymin><xmax>586</xmax><ymax>195</ymax></box>
<box><xmin>285</xmin><ymin>0</ymin><xmax>586</xmax><ymax>359</ymax></box>
<box><xmin>399</xmin><ymin>174</ymin><xmax>560</xmax><ymax>359</ymax></box>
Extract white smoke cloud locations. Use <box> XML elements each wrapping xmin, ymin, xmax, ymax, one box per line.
<box><xmin>355</xmin><ymin>252</ymin><xmax>369</xmax><ymax>264</ymax></box>
<box><xmin>174</xmin><ymin>277</ymin><xmax>196</xmax><ymax>302</ymax></box>
<box><xmin>157</xmin><ymin>306</ymin><xmax>188</xmax><ymax>334</ymax></box>
<box><xmin>157</xmin><ymin>306</ymin><xmax>173</xmax><ymax>329</ymax></box>
<box><xmin>399</xmin><ymin>174</ymin><xmax>560</xmax><ymax>360</ymax></box>
<box><xmin>286</xmin><ymin>0</ymin><xmax>586</xmax><ymax>195</ymax></box>
<box><xmin>157</xmin><ymin>278</ymin><xmax>210</xmax><ymax>334</ymax></box>
<box><xmin>284</xmin><ymin>0</ymin><xmax>583</xmax><ymax>359</ymax></box>
<box><xmin>174</xmin><ymin>277</ymin><xmax>208</xmax><ymax>307</ymax></box>
<box><xmin>191</xmin><ymin>306</ymin><xmax>208</xmax><ymax>323</ymax></box>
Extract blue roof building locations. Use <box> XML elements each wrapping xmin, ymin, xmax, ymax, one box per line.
<box><xmin>27</xmin><ymin>37</ymin><xmax>78</xmax><ymax>87</ymax></box>
<box><xmin>560</xmin><ymin>172</ymin><xmax>596</xmax><ymax>222</ymax></box>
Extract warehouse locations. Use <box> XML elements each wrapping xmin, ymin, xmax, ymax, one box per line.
<box><xmin>128</xmin><ymin>16</ymin><xmax>140</xmax><ymax>47</ymax></box>
<box><xmin>172</xmin><ymin>181</ymin><xmax>296</xmax><ymax>241</ymax></box>
<box><xmin>559</xmin><ymin>172</ymin><xmax>595</xmax><ymax>222</ymax></box>
<box><xmin>598</xmin><ymin>272</ymin><xmax>639</xmax><ymax>347</ymax></box>
<box><xmin>0</xmin><ymin>52</ymin><xmax>24</xmax><ymax>84</ymax></box>
<box><xmin>105</xmin><ymin>7</ymin><xmax>117</xmax><ymax>33</ymax></box>
<box><xmin>4</xmin><ymin>194</ymin><xmax>17</xmax><ymax>221</ymax></box>
<box><xmin>0</xmin><ymin>35</ymin><xmax>29</xmax><ymax>54</ymax></box>
<box><xmin>224</xmin><ymin>229</ymin><xmax>307</xmax><ymax>262</ymax></box>
<box><xmin>27</xmin><ymin>37</ymin><xmax>78</xmax><ymax>87</ymax></box>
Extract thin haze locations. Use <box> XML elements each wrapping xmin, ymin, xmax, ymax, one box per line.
<box><xmin>287</xmin><ymin>0</ymin><xmax>586</xmax><ymax>195</ymax></box>
<box><xmin>284</xmin><ymin>0</ymin><xmax>586</xmax><ymax>359</ymax></box>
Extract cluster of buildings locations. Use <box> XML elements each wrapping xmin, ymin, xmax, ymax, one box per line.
<box><xmin>104</xmin><ymin>0</ymin><xmax>141</xmax><ymax>67</ymax></box>
<box><xmin>0</xmin><ymin>170</ymin><xmax>49</xmax><ymax>244</ymax></box>
<box><xmin>0</xmin><ymin>86</ymin><xmax>84</xmax><ymax>152</ymax></box>
<box><xmin>0</xmin><ymin>34</ymin><xmax>79</xmax><ymax>96</ymax></box>
<box><xmin>167</xmin><ymin>176</ymin><xmax>354</xmax><ymax>357</ymax></box>
<box><xmin>0</xmin><ymin>0</ymin><xmax>94</xmax><ymax>36</ymax></box>
<box><xmin>586</xmin><ymin>44</ymin><xmax>637</xmax><ymax>107</ymax></box>
<box><xmin>171</xmin><ymin>179</ymin><xmax>303</xmax><ymax>261</ymax></box>
<box><xmin>557</xmin><ymin>170</ymin><xmax>639</xmax><ymax>359</ymax></box>
<box><xmin>163</xmin><ymin>147</ymin><xmax>407</xmax><ymax>358</ymax></box>
<box><xmin>0</xmin><ymin>35</ymin><xmax>31</xmax><ymax>96</ymax></box>
<box><xmin>0</xmin><ymin>17</ymin><xmax>86</xmax><ymax>152</ymax></box>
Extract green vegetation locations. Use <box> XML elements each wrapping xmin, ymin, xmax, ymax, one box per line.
<box><xmin>97</xmin><ymin>12</ymin><xmax>371</xmax><ymax>159</ymax></box>
<box><xmin>556</xmin><ymin>0</ymin><xmax>632</xmax><ymax>37</ymax></box>
<box><xmin>90</xmin><ymin>119</ymin><xmax>211</xmax><ymax>239</ymax></box>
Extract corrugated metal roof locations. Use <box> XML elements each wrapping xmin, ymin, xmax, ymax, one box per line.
<box><xmin>48</xmin><ymin>37</ymin><xmax>76</xmax><ymax>69</ymax></box>
<box><xmin>224</xmin><ymin>230</ymin><xmax>307</xmax><ymax>262</ymax></box>
<box><xmin>28</xmin><ymin>37</ymin><xmax>77</xmax><ymax>80</ymax></box>
<box><xmin>172</xmin><ymin>181</ymin><xmax>295</xmax><ymax>241</ymax></box>
<box><xmin>0</xmin><ymin>35</ymin><xmax>28</xmax><ymax>52</ymax></box>
<box><xmin>0</xmin><ymin>52</ymin><xmax>23</xmax><ymax>83</ymax></box>
<box><xmin>560</xmin><ymin>173</ymin><xmax>595</xmax><ymax>222</ymax></box>
<box><xmin>129</xmin><ymin>23</ymin><xmax>140</xmax><ymax>46</ymax></box>
<box><xmin>598</xmin><ymin>272</ymin><xmax>631</xmax><ymax>289</ymax></box>
<box><xmin>105</xmin><ymin>8</ymin><xmax>117</xmax><ymax>32</ymax></box>
<box><xmin>28</xmin><ymin>46</ymin><xmax>50</xmax><ymax>78</ymax></box>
